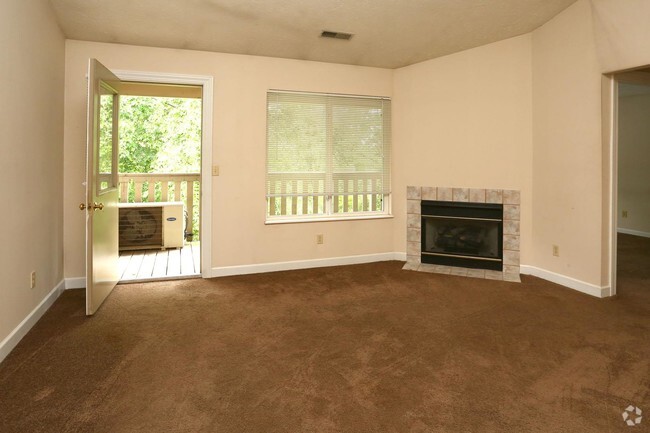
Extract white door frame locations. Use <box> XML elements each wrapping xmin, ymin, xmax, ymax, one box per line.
<box><xmin>604</xmin><ymin>67</ymin><xmax>650</xmax><ymax>296</ymax></box>
<box><xmin>604</xmin><ymin>74</ymin><xmax>618</xmax><ymax>297</ymax></box>
<box><xmin>112</xmin><ymin>69</ymin><xmax>213</xmax><ymax>278</ymax></box>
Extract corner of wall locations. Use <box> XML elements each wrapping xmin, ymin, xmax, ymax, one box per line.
<box><xmin>530</xmin><ymin>0</ymin><xmax>606</xmax><ymax>289</ymax></box>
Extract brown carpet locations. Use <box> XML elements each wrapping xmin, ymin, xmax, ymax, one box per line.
<box><xmin>1</xmin><ymin>237</ymin><xmax>649</xmax><ymax>432</ymax></box>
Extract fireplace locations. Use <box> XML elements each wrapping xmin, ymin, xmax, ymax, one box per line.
<box><xmin>421</xmin><ymin>201</ymin><xmax>503</xmax><ymax>271</ymax></box>
<box><xmin>404</xmin><ymin>186</ymin><xmax>520</xmax><ymax>282</ymax></box>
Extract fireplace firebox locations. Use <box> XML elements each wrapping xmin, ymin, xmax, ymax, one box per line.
<box><xmin>421</xmin><ymin>201</ymin><xmax>503</xmax><ymax>271</ymax></box>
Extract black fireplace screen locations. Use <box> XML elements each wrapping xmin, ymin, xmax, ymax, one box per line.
<box><xmin>421</xmin><ymin>201</ymin><xmax>503</xmax><ymax>271</ymax></box>
<box><xmin>424</xmin><ymin>218</ymin><xmax>500</xmax><ymax>258</ymax></box>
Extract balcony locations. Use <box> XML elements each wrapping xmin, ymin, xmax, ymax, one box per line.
<box><xmin>267</xmin><ymin>171</ymin><xmax>386</xmax><ymax>217</ymax></box>
<box><xmin>118</xmin><ymin>173</ymin><xmax>200</xmax><ymax>240</ymax></box>
<box><xmin>117</xmin><ymin>173</ymin><xmax>200</xmax><ymax>281</ymax></box>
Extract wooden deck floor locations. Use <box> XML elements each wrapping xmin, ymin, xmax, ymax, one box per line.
<box><xmin>119</xmin><ymin>242</ymin><xmax>200</xmax><ymax>282</ymax></box>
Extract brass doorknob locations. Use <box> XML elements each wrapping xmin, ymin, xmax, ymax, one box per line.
<box><xmin>80</xmin><ymin>202</ymin><xmax>104</xmax><ymax>211</ymax></box>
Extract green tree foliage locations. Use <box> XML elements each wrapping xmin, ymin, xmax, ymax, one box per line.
<box><xmin>118</xmin><ymin>96</ymin><xmax>201</xmax><ymax>173</ymax></box>
<box><xmin>100</xmin><ymin>94</ymin><xmax>203</xmax><ymax>240</ymax></box>
<box><xmin>98</xmin><ymin>93</ymin><xmax>115</xmax><ymax>176</ymax></box>
<box><xmin>99</xmin><ymin>95</ymin><xmax>202</xmax><ymax>174</ymax></box>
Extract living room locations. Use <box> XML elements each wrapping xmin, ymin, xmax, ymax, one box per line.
<box><xmin>1</xmin><ymin>0</ymin><xmax>648</xmax><ymax>431</ymax></box>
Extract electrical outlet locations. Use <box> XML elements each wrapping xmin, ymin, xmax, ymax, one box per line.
<box><xmin>622</xmin><ymin>210</ymin><xmax>628</xmax><ymax>218</ymax></box>
<box><xmin>30</xmin><ymin>271</ymin><xmax>36</xmax><ymax>289</ymax></box>
<box><xmin>316</xmin><ymin>234</ymin><xmax>324</xmax><ymax>244</ymax></box>
<box><xmin>212</xmin><ymin>165</ymin><xmax>220</xmax><ymax>176</ymax></box>
<box><xmin>552</xmin><ymin>245</ymin><xmax>560</xmax><ymax>257</ymax></box>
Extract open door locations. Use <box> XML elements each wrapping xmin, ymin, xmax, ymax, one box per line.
<box><xmin>82</xmin><ymin>59</ymin><xmax>121</xmax><ymax>315</ymax></box>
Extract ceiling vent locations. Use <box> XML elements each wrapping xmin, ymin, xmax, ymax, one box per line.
<box><xmin>320</xmin><ymin>30</ymin><xmax>353</xmax><ymax>40</ymax></box>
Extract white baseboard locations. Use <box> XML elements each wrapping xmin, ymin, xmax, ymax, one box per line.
<box><xmin>211</xmin><ymin>252</ymin><xmax>406</xmax><ymax>278</ymax></box>
<box><xmin>617</xmin><ymin>228</ymin><xmax>650</xmax><ymax>238</ymax></box>
<box><xmin>0</xmin><ymin>280</ymin><xmax>65</xmax><ymax>364</ymax></box>
<box><xmin>65</xmin><ymin>277</ymin><xmax>85</xmax><ymax>289</ymax></box>
<box><xmin>210</xmin><ymin>255</ymin><xmax>613</xmax><ymax>299</ymax></box>
<box><xmin>64</xmin><ymin>257</ymin><xmax>612</xmax><ymax>300</ymax></box>
<box><xmin>520</xmin><ymin>265</ymin><xmax>611</xmax><ymax>298</ymax></box>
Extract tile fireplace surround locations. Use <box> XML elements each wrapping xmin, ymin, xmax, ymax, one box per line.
<box><xmin>403</xmin><ymin>186</ymin><xmax>521</xmax><ymax>282</ymax></box>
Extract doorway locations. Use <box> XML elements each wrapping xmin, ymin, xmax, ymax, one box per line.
<box><xmin>116</xmin><ymin>82</ymin><xmax>202</xmax><ymax>282</ymax></box>
<box><xmin>113</xmin><ymin>70</ymin><xmax>214</xmax><ymax>282</ymax></box>
<box><xmin>607</xmin><ymin>67</ymin><xmax>650</xmax><ymax>296</ymax></box>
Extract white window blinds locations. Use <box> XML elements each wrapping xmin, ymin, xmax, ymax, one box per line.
<box><xmin>266</xmin><ymin>91</ymin><xmax>391</xmax><ymax>219</ymax></box>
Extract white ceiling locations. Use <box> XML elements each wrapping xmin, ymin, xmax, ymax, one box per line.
<box><xmin>50</xmin><ymin>0</ymin><xmax>578</xmax><ymax>69</ymax></box>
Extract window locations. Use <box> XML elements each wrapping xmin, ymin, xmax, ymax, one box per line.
<box><xmin>266</xmin><ymin>91</ymin><xmax>391</xmax><ymax>221</ymax></box>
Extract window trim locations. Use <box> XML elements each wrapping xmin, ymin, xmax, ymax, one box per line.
<box><xmin>265</xmin><ymin>210</ymin><xmax>393</xmax><ymax>225</ymax></box>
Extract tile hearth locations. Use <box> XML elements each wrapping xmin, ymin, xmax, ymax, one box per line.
<box><xmin>403</xmin><ymin>186</ymin><xmax>521</xmax><ymax>282</ymax></box>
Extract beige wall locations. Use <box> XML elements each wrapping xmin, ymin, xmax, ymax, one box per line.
<box><xmin>529</xmin><ymin>0</ymin><xmax>650</xmax><ymax>288</ymax></box>
<box><xmin>63</xmin><ymin>41</ymin><xmax>394</xmax><ymax>277</ymax></box>
<box><xmin>392</xmin><ymin>35</ymin><xmax>533</xmax><ymax>262</ymax></box>
<box><xmin>61</xmin><ymin>0</ymin><xmax>650</xmax><ymax>290</ymax></box>
<box><xmin>591</xmin><ymin>0</ymin><xmax>650</xmax><ymax>73</ymax></box>
<box><xmin>0</xmin><ymin>1</ymin><xmax>65</xmax><ymax>344</ymax></box>
<box><xmin>617</xmin><ymin>92</ymin><xmax>650</xmax><ymax>235</ymax></box>
<box><xmin>531</xmin><ymin>0</ymin><xmax>604</xmax><ymax>286</ymax></box>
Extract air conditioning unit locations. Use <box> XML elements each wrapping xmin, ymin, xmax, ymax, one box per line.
<box><xmin>118</xmin><ymin>202</ymin><xmax>184</xmax><ymax>251</ymax></box>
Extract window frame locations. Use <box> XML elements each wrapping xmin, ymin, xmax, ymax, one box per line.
<box><xmin>265</xmin><ymin>90</ymin><xmax>392</xmax><ymax>223</ymax></box>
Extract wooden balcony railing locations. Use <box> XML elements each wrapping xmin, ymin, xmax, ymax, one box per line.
<box><xmin>267</xmin><ymin>171</ymin><xmax>385</xmax><ymax>216</ymax></box>
<box><xmin>118</xmin><ymin>173</ymin><xmax>201</xmax><ymax>239</ymax></box>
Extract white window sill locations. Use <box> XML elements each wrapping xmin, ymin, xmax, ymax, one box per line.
<box><xmin>265</xmin><ymin>213</ymin><xmax>394</xmax><ymax>225</ymax></box>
